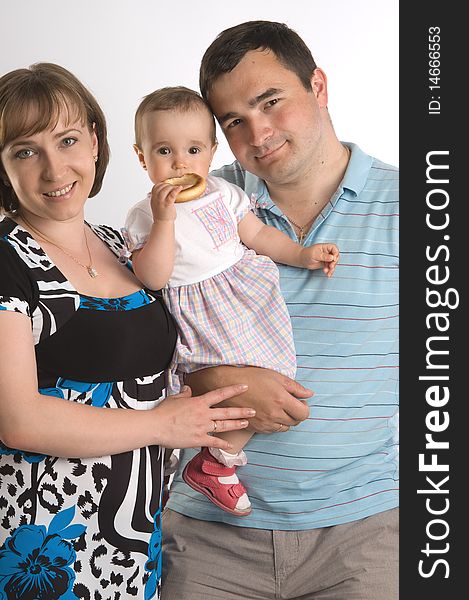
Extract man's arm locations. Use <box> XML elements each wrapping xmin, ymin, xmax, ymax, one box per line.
<box><xmin>186</xmin><ymin>366</ymin><xmax>312</xmax><ymax>433</ymax></box>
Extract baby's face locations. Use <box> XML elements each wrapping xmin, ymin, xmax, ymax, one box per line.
<box><xmin>138</xmin><ymin>108</ymin><xmax>217</xmax><ymax>184</ymax></box>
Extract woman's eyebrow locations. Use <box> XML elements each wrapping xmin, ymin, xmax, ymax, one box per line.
<box><xmin>9</xmin><ymin>128</ymin><xmax>82</xmax><ymax>149</ymax></box>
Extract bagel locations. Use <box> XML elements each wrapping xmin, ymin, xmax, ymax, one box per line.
<box><xmin>163</xmin><ymin>173</ymin><xmax>206</xmax><ymax>203</ymax></box>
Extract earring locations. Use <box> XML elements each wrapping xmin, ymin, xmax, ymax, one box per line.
<box><xmin>93</xmin><ymin>155</ymin><xmax>98</xmax><ymax>163</ymax></box>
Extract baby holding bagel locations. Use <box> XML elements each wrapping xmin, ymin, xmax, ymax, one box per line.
<box><xmin>123</xmin><ymin>86</ymin><xmax>339</xmax><ymax>516</ymax></box>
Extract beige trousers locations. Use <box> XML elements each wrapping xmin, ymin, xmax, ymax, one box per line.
<box><xmin>162</xmin><ymin>507</ymin><xmax>398</xmax><ymax>599</ymax></box>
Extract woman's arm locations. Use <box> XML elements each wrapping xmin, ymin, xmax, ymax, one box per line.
<box><xmin>0</xmin><ymin>312</ymin><xmax>254</xmax><ymax>457</ymax></box>
<box><xmin>238</xmin><ymin>212</ymin><xmax>339</xmax><ymax>275</ymax></box>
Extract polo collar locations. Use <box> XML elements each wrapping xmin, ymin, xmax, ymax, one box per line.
<box><xmin>244</xmin><ymin>143</ymin><xmax>373</xmax><ymax>213</ymax></box>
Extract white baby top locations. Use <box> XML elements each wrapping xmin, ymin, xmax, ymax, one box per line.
<box><xmin>124</xmin><ymin>175</ymin><xmax>250</xmax><ymax>287</ymax></box>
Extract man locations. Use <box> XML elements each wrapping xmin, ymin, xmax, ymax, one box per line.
<box><xmin>163</xmin><ymin>21</ymin><xmax>398</xmax><ymax>600</ymax></box>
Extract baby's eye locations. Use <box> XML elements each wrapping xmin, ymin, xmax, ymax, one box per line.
<box><xmin>158</xmin><ymin>147</ymin><xmax>171</xmax><ymax>155</ymax></box>
<box><xmin>15</xmin><ymin>148</ymin><xmax>35</xmax><ymax>159</ymax></box>
<box><xmin>188</xmin><ymin>147</ymin><xmax>201</xmax><ymax>154</ymax></box>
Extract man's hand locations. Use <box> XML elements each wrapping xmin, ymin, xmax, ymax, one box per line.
<box><xmin>186</xmin><ymin>366</ymin><xmax>312</xmax><ymax>433</ymax></box>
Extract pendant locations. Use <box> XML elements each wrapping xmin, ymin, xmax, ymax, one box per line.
<box><xmin>87</xmin><ymin>266</ymin><xmax>98</xmax><ymax>278</ymax></box>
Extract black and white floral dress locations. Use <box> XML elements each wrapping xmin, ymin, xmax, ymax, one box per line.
<box><xmin>0</xmin><ymin>217</ymin><xmax>177</xmax><ymax>600</ymax></box>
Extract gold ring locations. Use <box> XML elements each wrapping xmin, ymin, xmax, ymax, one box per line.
<box><xmin>212</xmin><ymin>420</ymin><xmax>218</xmax><ymax>433</ymax></box>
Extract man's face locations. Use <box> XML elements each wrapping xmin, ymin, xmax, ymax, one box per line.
<box><xmin>208</xmin><ymin>49</ymin><xmax>328</xmax><ymax>186</ymax></box>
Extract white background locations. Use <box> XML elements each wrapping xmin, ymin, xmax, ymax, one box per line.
<box><xmin>1</xmin><ymin>0</ymin><xmax>398</xmax><ymax>228</ymax></box>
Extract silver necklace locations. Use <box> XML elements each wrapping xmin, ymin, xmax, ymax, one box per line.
<box><xmin>21</xmin><ymin>215</ymin><xmax>99</xmax><ymax>278</ymax></box>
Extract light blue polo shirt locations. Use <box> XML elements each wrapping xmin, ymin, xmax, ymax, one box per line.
<box><xmin>167</xmin><ymin>143</ymin><xmax>399</xmax><ymax>529</ymax></box>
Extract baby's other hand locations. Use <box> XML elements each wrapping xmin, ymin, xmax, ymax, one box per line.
<box><xmin>301</xmin><ymin>243</ymin><xmax>340</xmax><ymax>277</ymax></box>
<box><xmin>150</xmin><ymin>182</ymin><xmax>180</xmax><ymax>222</ymax></box>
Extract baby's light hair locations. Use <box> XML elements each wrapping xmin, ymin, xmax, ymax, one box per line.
<box><xmin>134</xmin><ymin>86</ymin><xmax>217</xmax><ymax>148</ymax></box>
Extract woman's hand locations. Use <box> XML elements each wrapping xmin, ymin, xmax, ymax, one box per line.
<box><xmin>186</xmin><ymin>367</ymin><xmax>312</xmax><ymax>433</ymax></box>
<box><xmin>152</xmin><ymin>384</ymin><xmax>256</xmax><ymax>450</ymax></box>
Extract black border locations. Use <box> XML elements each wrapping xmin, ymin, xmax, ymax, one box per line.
<box><xmin>400</xmin><ymin>2</ymin><xmax>464</xmax><ymax>595</ymax></box>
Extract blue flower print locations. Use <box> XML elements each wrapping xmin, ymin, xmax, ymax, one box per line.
<box><xmin>41</xmin><ymin>380</ymin><xmax>113</xmax><ymax>408</ymax></box>
<box><xmin>0</xmin><ymin>506</ymin><xmax>86</xmax><ymax>600</ymax></box>
<box><xmin>144</xmin><ymin>509</ymin><xmax>162</xmax><ymax>600</ymax></box>
<box><xmin>79</xmin><ymin>289</ymin><xmax>151</xmax><ymax>312</ymax></box>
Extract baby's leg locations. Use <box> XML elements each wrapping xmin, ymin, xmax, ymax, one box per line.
<box><xmin>212</xmin><ymin>426</ymin><xmax>254</xmax><ymax>455</ymax></box>
<box><xmin>182</xmin><ymin>426</ymin><xmax>254</xmax><ymax>517</ymax></box>
<box><xmin>181</xmin><ymin>367</ymin><xmax>261</xmax><ymax>515</ymax></box>
<box><xmin>206</xmin><ymin>427</ymin><xmax>254</xmax><ymax>470</ymax></box>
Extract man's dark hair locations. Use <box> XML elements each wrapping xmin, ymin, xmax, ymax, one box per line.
<box><xmin>200</xmin><ymin>21</ymin><xmax>317</xmax><ymax>99</ymax></box>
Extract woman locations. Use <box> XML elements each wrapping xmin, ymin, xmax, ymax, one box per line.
<box><xmin>0</xmin><ymin>63</ymin><xmax>254</xmax><ymax>600</ymax></box>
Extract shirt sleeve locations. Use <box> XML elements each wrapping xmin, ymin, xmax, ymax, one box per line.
<box><xmin>0</xmin><ymin>240</ymin><xmax>35</xmax><ymax>317</ymax></box>
<box><xmin>211</xmin><ymin>161</ymin><xmax>247</xmax><ymax>189</ymax></box>
<box><xmin>122</xmin><ymin>197</ymin><xmax>154</xmax><ymax>252</ymax></box>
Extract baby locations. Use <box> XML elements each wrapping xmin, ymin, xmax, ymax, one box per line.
<box><xmin>124</xmin><ymin>87</ymin><xmax>339</xmax><ymax>516</ymax></box>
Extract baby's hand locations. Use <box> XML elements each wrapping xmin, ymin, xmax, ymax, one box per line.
<box><xmin>149</xmin><ymin>182</ymin><xmax>181</xmax><ymax>222</ymax></box>
<box><xmin>300</xmin><ymin>243</ymin><xmax>340</xmax><ymax>277</ymax></box>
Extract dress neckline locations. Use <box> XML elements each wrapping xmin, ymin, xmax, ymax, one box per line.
<box><xmin>9</xmin><ymin>218</ymin><xmax>143</xmax><ymax>300</ymax></box>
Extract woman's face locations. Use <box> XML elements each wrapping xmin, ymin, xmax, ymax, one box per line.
<box><xmin>1</xmin><ymin>110</ymin><xmax>98</xmax><ymax>222</ymax></box>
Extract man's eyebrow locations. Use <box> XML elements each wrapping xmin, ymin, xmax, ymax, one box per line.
<box><xmin>248</xmin><ymin>88</ymin><xmax>283</xmax><ymax>108</ymax></box>
<box><xmin>217</xmin><ymin>88</ymin><xmax>283</xmax><ymax>126</ymax></box>
<box><xmin>217</xmin><ymin>112</ymin><xmax>238</xmax><ymax>126</ymax></box>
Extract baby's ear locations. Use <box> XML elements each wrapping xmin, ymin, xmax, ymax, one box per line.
<box><xmin>133</xmin><ymin>144</ymin><xmax>147</xmax><ymax>170</ymax></box>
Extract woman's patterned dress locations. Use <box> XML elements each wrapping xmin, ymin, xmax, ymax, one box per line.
<box><xmin>0</xmin><ymin>217</ymin><xmax>177</xmax><ymax>600</ymax></box>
